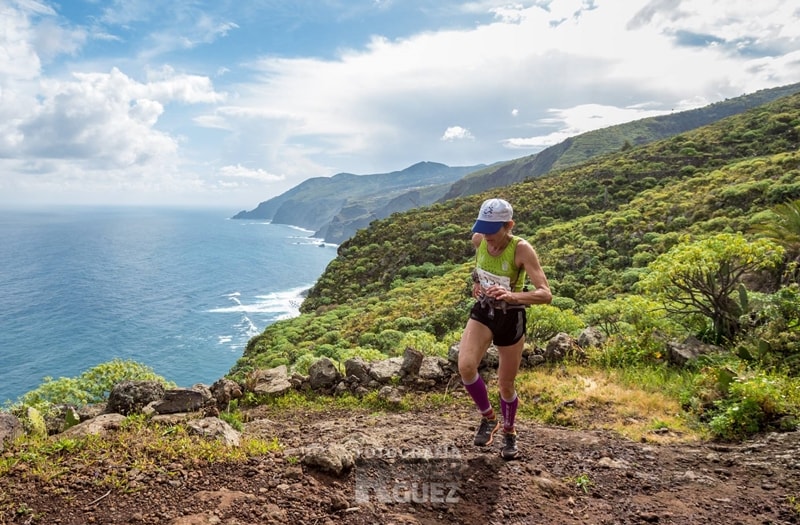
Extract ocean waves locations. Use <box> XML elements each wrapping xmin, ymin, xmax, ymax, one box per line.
<box><xmin>0</xmin><ymin>208</ymin><xmax>336</xmax><ymax>402</ymax></box>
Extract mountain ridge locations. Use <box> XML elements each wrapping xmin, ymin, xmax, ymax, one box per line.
<box><xmin>233</xmin><ymin>82</ymin><xmax>800</xmax><ymax>244</ymax></box>
<box><xmin>232</xmin><ymin>161</ymin><xmax>485</xmax><ymax>243</ymax></box>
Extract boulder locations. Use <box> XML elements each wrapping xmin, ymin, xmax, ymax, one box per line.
<box><xmin>0</xmin><ymin>413</ymin><xmax>23</xmax><ymax>451</ymax></box>
<box><xmin>344</xmin><ymin>357</ymin><xmax>370</xmax><ymax>384</ymax></box>
<box><xmin>378</xmin><ymin>385</ymin><xmax>403</xmax><ymax>406</ymax></box>
<box><xmin>419</xmin><ymin>356</ymin><xmax>449</xmax><ymax>381</ymax></box>
<box><xmin>399</xmin><ymin>347</ymin><xmax>424</xmax><ymax>378</ymax></box>
<box><xmin>210</xmin><ymin>378</ymin><xmax>243</xmax><ymax>409</ymax></box>
<box><xmin>252</xmin><ymin>365</ymin><xmax>293</xmax><ymax>396</ymax></box>
<box><xmin>107</xmin><ymin>380</ymin><xmax>166</xmax><ymax>415</ymax></box>
<box><xmin>78</xmin><ymin>403</ymin><xmax>106</xmax><ymax>422</ymax></box>
<box><xmin>368</xmin><ymin>358</ymin><xmax>403</xmax><ymax>383</ymax></box>
<box><xmin>667</xmin><ymin>336</ymin><xmax>720</xmax><ymax>366</ymax></box>
<box><xmin>544</xmin><ymin>333</ymin><xmax>584</xmax><ymax>362</ymax></box>
<box><xmin>150</xmin><ymin>389</ymin><xmax>206</xmax><ymax>414</ymax></box>
<box><xmin>308</xmin><ymin>357</ymin><xmax>342</xmax><ymax>390</ymax></box>
<box><xmin>299</xmin><ymin>443</ymin><xmax>355</xmax><ymax>476</ymax></box>
<box><xmin>61</xmin><ymin>413</ymin><xmax>127</xmax><ymax>438</ymax></box>
<box><xmin>578</xmin><ymin>326</ymin><xmax>606</xmax><ymax>349</ymax></box>
<box><xmin>186</xmin><ymin>417</ymin><xmax>241</xmax><ymax>447</ymax></box>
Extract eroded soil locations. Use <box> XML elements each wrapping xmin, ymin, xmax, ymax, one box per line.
<box><xmin>1</xmin><ymin>391</ymin><xmax>799</xmax><ymax>525</ymax></box>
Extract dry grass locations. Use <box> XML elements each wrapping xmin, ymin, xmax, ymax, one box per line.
<box><xmin>515</xmin><ymin>365</ymin><xmax>703</xmax><ymax>443</ymax></box>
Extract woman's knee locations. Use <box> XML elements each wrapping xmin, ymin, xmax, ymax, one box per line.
<box><xmin>497</xmin><ymin>380</ymin><xmax>516</xmax><ymax>399</ymax></box>
<box><xmin>457</xmin><ymin>358</ymin><xmax>479</xmax><ymax>381</ymax></box>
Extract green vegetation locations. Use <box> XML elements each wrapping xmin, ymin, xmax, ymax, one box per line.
<box><xmin>0</xmin><ymin>414</ymin><xmax>282</xmax><ymax>493</ymax></box>
<box><xmin>234</xmin><ymin>91</ymin><xmax>800</xmax><ymax>441</ymax></box>
<box><xmin>7</xmin><ymin>90</ymin><xmax>800</xmax><ymax>444</ymax></box>
<box><xmin>6</xmin><ymin>359</ymin><xmax>174</xmax><ymax>415</ymax></box>
<box><xmin>567</xmin><ymin>473</ymin><xmax>594</xmax><ymax>494</ymax></box>
<box><xmin>637</xmin><ymin>233</ymin><xmax>784</xmax><ymax>343</ymax></box>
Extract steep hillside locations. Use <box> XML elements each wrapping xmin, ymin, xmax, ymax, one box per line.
<box><xmin>441</xmin><ymin>82</ymin><xmax>800</xmax><ymax>200</ymax></box>
<box><xmin>231</xmin><ymin>161</ymin><xmax>484</xmax><ymax>243</ymax></box>
<box><xmin>300</xmin><ymin>91</ymin><xmax>800</xmax><ymax>313</ymax></box>
<box><xmin>234</xmin><ymin>83</ymin><xmax>799</xmax><ymax>245</ymax></box>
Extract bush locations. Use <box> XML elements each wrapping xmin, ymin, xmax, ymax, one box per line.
<box><xmin>375</xmin><ymin>329</ymin><xmax>405</xmax><ymax>355</ymax></box>
<box><xmin>10</xmin><ymin>359</ymin><xmax>174</xmax><ymax>414</ymax></box>
<box><xmin>527</xmin><ymin>304</ymin><xmax>584</xmax><ymax>345</ymax></box>
<box><xmin>582</xmin><ymin>295</ymin><xmax>680</xmax><ymax>338</ymax></box>
<box><xmin>399</xmin><ymin>330</ymin><xmax>448</xmax><ymax>357</ymax></box>
<box><xmin>736</xmin><ymin>285</ymin><xmax>800</xmax><ymax>376</ymax></box>
<box><xmin>707</xmin><ymin>370</ymin><xmax>800</xmax><ymax>439</ymax></box>
<box><xmin>589</xmin><ymin>331</ymin><xmax>667</xmax><ymax>368</ymax></box>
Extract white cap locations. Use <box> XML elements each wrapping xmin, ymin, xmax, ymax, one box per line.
<box><xmin>472</xmin><ymin>198</ymin><xmax>513</xmax><ymax>234</ymax></box>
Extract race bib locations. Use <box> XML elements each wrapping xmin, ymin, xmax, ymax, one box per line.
<box><xmin>475</xmin><ymin>268</ymin><xmax>511</xmax><ymax>291</ymax></box>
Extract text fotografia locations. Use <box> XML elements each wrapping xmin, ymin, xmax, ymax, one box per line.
<box><xmin>354</xmin><ymin>443</ymin><xmax>463</xmax><ymax>505</ymax></box>
<box><xmin>356</xmin><ymin>444</ymin><xmax>461</xmax><ymax>460</ymax></box>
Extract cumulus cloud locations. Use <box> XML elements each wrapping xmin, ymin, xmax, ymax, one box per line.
<box><xmin>2</xmin><ymin>0</ymin><xmax>800</xmax><ymax>207</ymax></box>
<box><xmin>441</xmin><ymin>126</ymin><xmax>475</xmax><ymax>141</ymax></box>
<box><xmin>2</xmin><ymin>67</ymin><xmax>223</xmax><ymax>169</ymax></box>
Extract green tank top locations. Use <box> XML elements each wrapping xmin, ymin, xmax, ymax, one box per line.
<box><xmin>475</xmin><ymin>236</ymin><xmax>526</xmax><ymax>292</ymax></box>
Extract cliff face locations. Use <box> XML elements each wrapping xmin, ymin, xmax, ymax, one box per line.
<box><xmin>232</xmin><ymin>162</ymin><xmax>485</xmax><ymax>242</ymax></box>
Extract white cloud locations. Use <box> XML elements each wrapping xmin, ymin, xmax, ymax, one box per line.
<box><xmin>1</xmin><ymin>0</ymin><xmax>800</xmax><ymax>207</ymax></box>
<box><xmin>441</xmin><ymin>126</ymin><xmax>475</xmax><ymax>141</ymax></box>
<box><xmin>504</xmin><ymin>103</ymin><xmax>669</xmax><ymax>150</ymax></box>
<box><xmin>211</xmin><ymin>0</ymin><xmax>800</xmax><ymax>175</ymax></box>
<box><xmin>1</xmin><ymin>67</ymin><xmax>225</xmax><ymax>168</ymax></box>
<box><xmin>218</xmin><ymin>164</ymin><xmax>284</xmax><ymax>182</ymax></box>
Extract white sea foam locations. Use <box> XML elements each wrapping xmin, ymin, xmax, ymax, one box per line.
<box><xmin>208</xmin><ymin>286</ymin><xmax>308</xmax><ymax>316</ymax></box>
<box><xmin>210</xmin><ymin>287</ymin><xmax>309</xmax><ymax>351</ymax></box>
<box><xmin>0</xmin><ymin>208</ymin><xmax>337</xmax><ymax>402</ymax></box>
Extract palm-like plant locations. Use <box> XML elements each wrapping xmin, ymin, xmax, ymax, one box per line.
<box><xmin>752</xmin><ymin>199</ymin><xmax>800</xmax><ymax>283</ymax></box>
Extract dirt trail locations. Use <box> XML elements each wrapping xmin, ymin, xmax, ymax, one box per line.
<box><xmin>1</xmin><ymin>395</ymin><xmax>799</xmax><ymax>524</ymax></box>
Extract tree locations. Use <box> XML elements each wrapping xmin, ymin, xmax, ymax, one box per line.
<box><xmin>637</xmin><ymin>233</ymin><xmax>784</xmax><ymax>343</ymax></box>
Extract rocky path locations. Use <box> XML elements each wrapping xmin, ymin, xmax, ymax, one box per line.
<box><xmin>2</xmin><ymin>396</ymin><xmax>800</xmax><ymax>524</ymax></box>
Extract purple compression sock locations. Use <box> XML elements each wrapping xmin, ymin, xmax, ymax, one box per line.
<box><xmin>501</xmin><ymin>394</ymin><xmax>518</xmax><ymax>432</ymax></box>
<box><xmin>463</xmin><ymin>374</ymin><xmax>493</xmax><ymax>416</ymax></box>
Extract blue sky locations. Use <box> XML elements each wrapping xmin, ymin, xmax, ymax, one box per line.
<box><xmin>1</xmin><ymin>0</ymin><xmax>799</xmax><ymax>210</ymax></box>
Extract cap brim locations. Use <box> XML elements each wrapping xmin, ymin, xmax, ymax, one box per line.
<box><xmin>472</xmin><ymin>220</ymin><xmax>504</xmax><ymax>234</ymax></box>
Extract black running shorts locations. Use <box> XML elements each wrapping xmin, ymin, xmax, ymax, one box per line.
<box><xmin>469</xmin><ymin>301</ymin><xmax>527</xmax><ymax>346</ymax></box>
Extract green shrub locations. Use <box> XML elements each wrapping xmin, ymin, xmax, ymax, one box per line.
<box><xmin>589</xmin><ymin>330</ymin><xmax>667</xmax><ymax>368</ymax></box>
<box><xmin>399</xmin><ymin>330</ymin><xmax>448</xmax><ymax>357</ymax></box>
<box><xmin>527</xmin><ymin>304</ymin><xmax>585</xmax><ymax>345</ymax></box>
<box><xmin>337</xmin><ymin>346</ymin><xmax>387</xmax><ymax>364</ymax></box>
<box><xmin>707</xmin><ymin>370</ymin><xmax>800</xmax><ymax>439</ymax></box>
<box><xmin>10</xmin><ymin>359</ymin><xmax>174</xmax><ymax>414</ymax></box>
<box><xmin>375</xmin><ymin>329</ymin><xmax>405</xmax><ymax>355</ymax></box>
<box><xmin>582</xmin><ymin>295</ymin><xmax>680</xmax><ymax>338</ymax></box>
<box><xmin>737</xmin><ymin>285</ymin><xmax>800</xmax><ymax>375</ymax></box>
<box><xmin>219</xmin><ymin>409</ymin><xmax>244</xmax><ymax>431</ymax></box>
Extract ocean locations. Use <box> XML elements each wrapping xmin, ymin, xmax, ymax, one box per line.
<box><xmin>0</xmin><ymin>207</ymin><xmax>337</xmax><ymax>404</ymax></box>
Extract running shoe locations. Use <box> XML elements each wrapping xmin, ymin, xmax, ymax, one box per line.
<box><xmin>501</xmin><ymin>430</ymin><xmax>519</xmax><ymax>460</ymax></box>
<box><xmin>473</xmin><ymin>417</ymin><xmax>500</xmax><ymax>446</ymax></box>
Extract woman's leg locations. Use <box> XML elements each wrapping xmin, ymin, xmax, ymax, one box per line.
<box><xmin>496</xmin><ymin>336</ymin><xmax>524</xmax><ymax>431</ymax></box>
<box><xmin>458</xmin><ymin>318</ymin><xmax>494</xmax><ymax>417</ymax></box>
<box><xmin>458</xmin><ymin>318</ymin><xmax>502</xmax><ymax>445</ymax></box>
